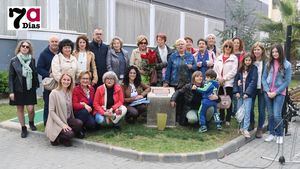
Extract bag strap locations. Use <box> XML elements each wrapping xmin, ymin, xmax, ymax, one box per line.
<box><xmin>49</xmin><ymin>54</ymin><xmax>62</xmax><ymax>76</ymax></box>
<box><xmin>218</xmin><ymin>86</ymin><xmax>227</xmax><ymax>96</ymax></box>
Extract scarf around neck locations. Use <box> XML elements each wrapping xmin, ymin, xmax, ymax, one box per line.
<box><xmin>17</xmin><ymin>53</ymin><xmax>33</xmax><ymax>90</ymax></box>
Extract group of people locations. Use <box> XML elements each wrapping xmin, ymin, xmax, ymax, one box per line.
<box><xmin>8</xmin><ymin>27</ymin><xmax>292</xmax><ymax>146</ymax></box>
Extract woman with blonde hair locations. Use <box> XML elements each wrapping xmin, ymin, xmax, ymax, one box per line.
<box><xmin>9</xmin><ymin>40</ymin><xmax>39</xmax><ymax>138</ymax></box>
<box><xmin>106</xmin><ymin>36</ymin><xmax>129</xmax><ymax>82</ymax></box>
<box><xmin>45</xmin><ymin>73</ymin><xmax>83</xmax><ymax>147</ymax></box>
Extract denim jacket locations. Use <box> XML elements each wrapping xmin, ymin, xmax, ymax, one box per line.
<box><xmin>262</xmin><ymin>59</ymin><xmax>292</xmax><ymax>95</ymax></box>
<box><xmin>164</xmin><ymin>51</ymin><xmax>196</xmax><ymax>87</ymax></box>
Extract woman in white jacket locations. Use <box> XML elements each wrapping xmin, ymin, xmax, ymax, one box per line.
<box><xmin>213</xmin><ymin>40</ymin><xmax>238</xmax><ymax>126</ymax></box>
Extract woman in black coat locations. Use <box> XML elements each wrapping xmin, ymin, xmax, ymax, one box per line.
<box><xmin>9</xmin><ymin>40</ymin><xmax>39</xmax><ymax>138</ymax></box>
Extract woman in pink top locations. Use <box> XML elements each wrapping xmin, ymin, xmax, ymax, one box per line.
<box><xmin>262</xmin><ymin>44</ymin><xmax>292</xmax><ymax>144</ymax></box>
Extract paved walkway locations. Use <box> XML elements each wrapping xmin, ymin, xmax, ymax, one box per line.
<box><xmin>1</xmin><ymin>119</ymin><xmax>300</xmax><ymax>169</ymax></box>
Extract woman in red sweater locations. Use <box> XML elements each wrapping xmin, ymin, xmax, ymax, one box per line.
<box><xmin>93</xmin><ymin>71</ymin><xmax>127</xmax><ymax>129</ymax></box>
<box><xmin>72</xmin><ymin>71</ymin><xmax>96</xmax><ymax>134</ymax></box>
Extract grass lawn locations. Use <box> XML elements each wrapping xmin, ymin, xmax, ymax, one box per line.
<box><xmin>0</xmin><ymin>98</ymin><xmax>44</xmax><ymax>122</ymax></box>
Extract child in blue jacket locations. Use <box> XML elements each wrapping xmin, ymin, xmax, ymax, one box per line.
<box><xmin>233</xmin><ymin>54</ymin><xmax>258</xmax><ymax>138</ymax></box>
<box><xmin>192</xmin><ymin>69</ymin><xmax>221</xmax><ymax>132</ymax></box>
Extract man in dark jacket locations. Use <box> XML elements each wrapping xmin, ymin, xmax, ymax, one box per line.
<box><xmin>37</xmin><ymin>35</ymin><xmax>59</xmax><ymax>126</ymax></box>
<box><xmin>89</xmin><ymin>28</ymin><xmax>108</xmax><ymax>88</ymax></box>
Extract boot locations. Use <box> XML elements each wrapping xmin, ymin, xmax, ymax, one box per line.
<box><xmin>255</xmin><ymin>128</ymin><xmax>263</xmax><ymax>138</ymax></box>
<box><xmin>29</xmin><ymin>121</ymin><xmax>37</xmax><ymax>131</ymax></box>
<box><xmin>21</xmin><ymin>126</ymin><xmax>27</xmax><ymax>138</ymax></box>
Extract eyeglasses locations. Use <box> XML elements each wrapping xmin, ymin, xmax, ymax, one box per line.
<box><xmin>139</xmin><ymin>42</ymin><xmax>147</xmax><ymax>45</ymax></box>
<box><xmin>21</xmin><ymin>45</ymin><xmax>30</xmax><ymax>49</ymax></box>
<box><xmin>81</xmin><ymin>77</ymin><xmax>90</xmax><ymax>80</ymax></box>
<box><xmin>95</xmin><ymin>33</ymin><xmax>102</xmax><ymax>36</ymax></box>
<box><xmin>105</xmin><ymin>78</ymin><xmax>115</xmax><ymax>81</ymax></box>
<box><xmin>224</xmin><ymin>45</ymin><xmax>232</xmax><ymax>49</ymax></box>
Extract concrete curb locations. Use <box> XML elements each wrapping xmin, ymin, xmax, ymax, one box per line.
<box><xmin>0</xmin><ymin>121</ymin><xmax>258</xmax><ymax>163</ymax></box>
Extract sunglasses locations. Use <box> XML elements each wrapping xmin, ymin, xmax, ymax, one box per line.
<box><xmin>21</xmin><ymin>45</ymin><xmax>30</xmax><ymax>49</ymax></box>
<box><xmin>139</xmin><ymin>42</ymin><xmax>147</xmax><ymax>45</ymax></box>
<box><xmin>224</xmin><ymin>45</ymin><xmax>232</xmax><ymax>49</ymax></box>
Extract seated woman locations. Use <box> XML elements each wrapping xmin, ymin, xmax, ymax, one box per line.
<box><xmin>72</xmin><ymin>71</ymin><xmax>97</xmax><ymax>132</ymax></box>
<box><xmin>45</xmin><ymin>73</ymin><xmax>83</xmax><ymax>147</ymax></box>
<box><xmin>170</xmin><ymin>71</ymin><xmax>218</xmax><ymax>126</ymax></box>
<box><xmin>93</xmin><ymin>71</ymin><xmax>127</xmax><ymax>128</ymax></box>
<box><xmin>122</xmin><ymin>66</ymin><xmax>151</xmax><ymax>123</ymax></box>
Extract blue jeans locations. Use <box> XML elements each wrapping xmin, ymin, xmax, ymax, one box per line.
<box><xmin>251</xmin><ymin>89</ymin><xmax>266</xmax><ymax>129</ymax></box>
<box><xmin>74</xmin><ymin>109</ymin><xmax>96</xmax><ymax>130</ymax></box>
<box><xmin>264</xmin><ymin>93</ymin><xmax>285</xmax><ymax>136</ymax></box>
<box><xmin>198</xmin><ymin>99</ymin><xmax>220</xmax><ymax>126</ymax></box>
<box><xmin>43</xmin><ymin>89</ymin><xmax>51</xmax><ymax>126</ymax></box>
<box><xmin>237</xmin><ymin>97</ymin><xmax>252</xmax><ymax>130</ymax></box>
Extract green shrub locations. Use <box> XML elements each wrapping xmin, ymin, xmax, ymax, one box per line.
<box><xmin>0</xmin><ymin>71</ymin><xmax>9</xmax><ymax>94</ymax></box>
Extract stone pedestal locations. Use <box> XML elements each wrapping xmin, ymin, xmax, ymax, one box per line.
<box><xmin>147</xmin><ymin>87</ymin><xmax>176</xmax><ymax>128</ymax></box>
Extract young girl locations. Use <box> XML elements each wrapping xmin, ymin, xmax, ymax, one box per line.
<box><xmin>262</xmin><ymin>44</ymin><xmax>292</xmax><ymax>144</ymax></box>
<box><xmin>233</xmin><ymin>54</ymin><xmax>258</xmax><ymax>138</ymax></box>
<box><xmin>250</xmin><ymin>42</ymin><xmax>266</xmax><ymax>138</ymax></box>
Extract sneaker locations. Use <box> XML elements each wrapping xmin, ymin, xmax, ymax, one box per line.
<box><xmin>199</xmin><ymin>126</ymin><xmax>208</xmax><ymax>133</ymax></box>
<box><xmin>216</xmin><ymin>124</ymin><xmax>222</xmax><ymax>130</ymax></box>
<box><xmin>264</xmin><ymin>134</ymin><xmax>275</xmax><ymax>142</ymax></box>
<box><xmin>276</xmin><ymin>136</ymin><xmax>283</xmax><ymax>144</ymax></box>
<box><xmin>112</xmin><ymin>114</ymin><xmax>123</xmax><ymax>124</ymax></box>
<box><xmin>225</xmin><ymin>121</ymin><xmax>230</xmax><ymax>126</ymax></box>
<box><xmin>242</xmin><ymin>130</ymin><xmax>251</xmax><ymax>138</ymax></box>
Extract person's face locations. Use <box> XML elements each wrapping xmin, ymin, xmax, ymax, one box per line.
<box><xmin>112</xmin><ymin>39</ymin><xmax>121</xmax><ymax>51</ymax></box>
<box><xmin>198</xmin><ymin>41</ymin><xmax>207</xmax><ymax>52</ymax></box>
<box><xmin>233</xmin><ymin>39</ymin><xmax>240</xmax><ymax>51</ymax></box>
<box><xmin>224</xmin><ymin>43</ymin><xmax>233</xmax><ymax>55</ymax></box>
<box><xmin>138</xmin><ymin>40</ymin><xmax>148</xmax><ymax>51</ymax></box>
<box><xmin>156</xmin><ymin>37</ymin><xmax>165</xmax><ymax>47</ymax></box>
<box><xmin>93</xmin><ymin>29</ymin><xmax>103</xmax><ymax>43</ymax></box>
<box><xmin>244</xmin><ymin>57</ymin><xmax>252</xmax><ymax>67</ymax></box>
<box><xmin>78</xmin><ymin>39</ymin><xmax>87</xmax><ymax>51</ymax></box>
<box><xmin>129</xmin><ymin>69</ymin><xmax>137</xmax><ymax>82</ymax></box>
<box><xmin>80</xmin><ymin>74</ymin><xmax>90</xmax><ymax>87</ymax></box>
<box><xmin>194</xmin><ymin>74</ymin><xmax>203</xmax><ymax>84</ymax></box>
<box><xmin>185</xmin><ymin>39</ymin><xmax>193</xmax><ymax>49</ymax></box>
<box><xmin>20</xmin><ymin>42</ymin><xmax>30</xmax><ymax>54</ymax></box>
<box><xmin>105</xmin><ymin>77</ymin><xmax>115</xmax><ymax>88</ymax></box>
<box><xmin>62</xmin><ymin>46</ymin><xmax>72</xmax><ymax>56</ymax></box>
<box><xmin>49</xmin><ymin>37</ymin><xmax>59</xmax><ymax>51</ymax></box>
<box><xmin>61</xmin><ymin>74</ymin><xmax>72</xmax><ymax>89</ymax></box>
<box><xmin>207</xmin><ymin>36</ymin><xmax>216</xmax><ymax>46</ymax></box>
<box><xmin>176</xmin><ymin>41</ymin><xmax>186</xmax><ymax>53</ymax></box>
<box><xmin>253</xmin><ymin>46</ymin><xmax>263</xmax><ymax>58</ymax></box>
<box><xmin>272</xmin><ymin>48</ymin><xmax>280</xmax><ymax>60</ymax></box>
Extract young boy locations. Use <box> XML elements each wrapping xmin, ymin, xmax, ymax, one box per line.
<box><xmin>192</xmin><ymin>69</ymin><xmax>221</xmax><ymax>132</ymax></box>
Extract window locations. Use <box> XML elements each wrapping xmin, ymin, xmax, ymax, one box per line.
<box><xmin>185</xmin><ymin>13</ymin><xmax>205</xmax><ymax>45</ymax></box>
<box><xmin>116</xmin><ymin>0</ymin><xmax>149</xmax><ymax>45</ymax></box>
<box><xmin>59</xmin><ymin>0</ymin><xmax>107</xmax><ymax>41</ymax></box>
<box><xmin>207</xmin><ymin>18</ymin><xmax>224</xmax><ymax>47</ymax></box>
<box><xmin>155</xmin><ymin>5</ymin><xmax>180</xmax><ymax>46</ymax></box>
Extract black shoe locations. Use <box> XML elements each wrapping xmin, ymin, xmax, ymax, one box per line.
<box><xmin>50</xmin><ymin>140</ymin><xmax>59</xmax><ymax>146</ymax></box>
<box><xmin>76</xmin><ymin>131</ymin><xmax>85</xmax><ymax>139</ymax></box>
<box><xmin>29</xmin><ymin>121</ymin><xmax>37</xmax><ymax>131</ymax></box>
<box><xmin>21</xmin><ymin>126</ymin><xmax>27</xmax><ymax>138</ymax></box>
<box><xmin>113</xmin><ymin>125</ymin><xmax>121</xmax><ymax>131</ymax></box>
<box><xmin>248</xmin><ymin>123</ymin><xmax>255</xmax><ymax>131</ymax></box>
<box><xmin>62</xmin><ymin>140</ymin><xmax>72</xmax><ymax>147</ymax></box>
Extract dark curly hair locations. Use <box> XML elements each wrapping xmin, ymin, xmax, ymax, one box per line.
<box><xmin>59</xmin><ymin>39</ymin><xmax>74</xmax><ymax>53</ymax></box>
<box><xmin>75</xmin><ymin>35</ymin><xmax>90</xmax><ymax>52</ymax></box>
<box><xmin>123</xmin><ymin>65</ymin><xmax>141</xmax><ymax>87</ymax></box>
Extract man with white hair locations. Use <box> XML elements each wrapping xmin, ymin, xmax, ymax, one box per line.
<box><xmin>37</xmin><ymin>35</ymin><xmax>59</xmax><ymax>126</ymax></box>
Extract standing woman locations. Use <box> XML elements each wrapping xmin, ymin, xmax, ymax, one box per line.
<box><xmin>45</xmin><ymin>73</ymin><xmax>83</xmax><ymax>146</ymax></box>
<box><xmin>73</xmin><ymin>35</ymin><xmax>98</xmax><ymax>86</ymax></box>
<box><xmin>130</xmin><ymin>35</ymin><xmax>152</xmax><ymax>84</ymax></box>
<box><xmin>206</xmin><ymin>34</ymin><xmax>220</xmax><ymax>57</ymax></box>
<box><xmin>250</xmin><ymin>42</ymin><xmax>267</xmax><ymax>138</ymax></box>
<box><xmin>262</xmin><ymin>44</ymin><xmax>292</xmax><ymax>144</ymax></box>
<box><xmin>52</xmin><ymin>39</ymin><xmax>81</xmax><ymax>83</ymax></box>
<box><xmin>9</xmin><ymin>40</ymin><xmax>39</xmax><ymax>138</ymax></box>
<box><xmin>213</xmin><ymin>40</ymin><xmax>238</xmax><ymax>126</ymax></box>
<box><xmin>107</xmin><ymin>36</ymin><xmax>129</xmax><ymax>82</ymax></box>
<box><xmin>232</xmin><ymin>37</ymin><xmax>246</xmax><ymax>64</ymax></box>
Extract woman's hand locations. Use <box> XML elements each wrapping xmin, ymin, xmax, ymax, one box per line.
<box><xmin>236</xmin><ymin>93</ymin><xmax>240</xmax><ymax>99</ymax></box>
<box><xmin>243</xmin><ymin>94</ymin><xmax>248</xmax><ymax>99</ymax></box>
<box><xmin>191</xmin><ymin>85</ymin><xmax>197</xmax><ymax>90</ymax></box>
<box><xmin>187</xmin><ymin>64</ymin><xmax>193</xmax><ymax>69</ymax></box>
<box><xmin>84</xmin><ymin>104</ymin><xmax>92</xmax><ymax>113</ymax></box>
<box><xmin>170</xmin><ymin>101</ymin><xmax>176</xmax><ymax>108</ymax></box>
<box><xmin>208</xmin><ymin>94</ymin><xmax>218</xmax><ymax>100</ymax></box>
<box><xmin>197</xmin><ymin>62</ymin><xmax>202</xmax><ymax>68</ymax></box>
<box><xmin>238</xmin><ymin>80</ymin><xmax>242</xmax><ymax>86</ymax></box>
<box><xmin>218</xmin><ymin>78</ymin><xmax>225</xmax><ymax>86</ymax></box>
<box><xmin>9</xmin><ymin>93</ymin><xmax>14</xmax><ymax>101</ymax></box>
<box><xmin>135</xmin><ymin>95</ymin><xmax>143</xmax><ymax>100</ymax></box>
<box><xmin>163</xmin><ymin>83</ymin><xmax>169</xmax><ymax>87</ymax></box>
<box><xmin>267</xmin><ymin>92</ymin><xmax>276</xmax><ymax>99</ymax></box>
<box><xmin>62</xmin><ymin>124</ymin><xmax>72</xmax><ymax>132</ymax></box>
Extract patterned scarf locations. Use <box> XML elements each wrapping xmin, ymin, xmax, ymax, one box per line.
<box><xmin>17</xmin><ymin>53</ymin><xmax>32</xmax><ymax>90</ymax></box>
